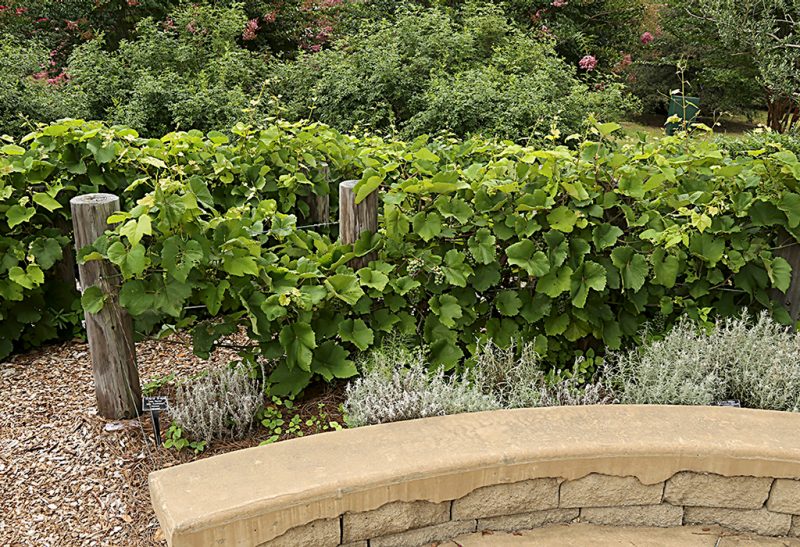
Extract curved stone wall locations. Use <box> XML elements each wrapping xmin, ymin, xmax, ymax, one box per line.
<box><xmin>148</xmin><ymin>406</ymin><xmax>800</xmax><ymax>546</ymax></box>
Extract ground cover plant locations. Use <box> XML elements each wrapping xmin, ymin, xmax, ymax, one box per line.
<box><xmin>2</xmin><ymin>119</ymin><xmax>798</xmax><ymax>396</ymax></box>
<box><xmin>344</xmin><ymin>311</ymin><xmax>800</xmax><ymax>426</ymax></box>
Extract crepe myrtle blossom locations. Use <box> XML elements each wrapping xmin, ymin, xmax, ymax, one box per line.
<box><xmin>243</xmin><ymin>18</ymin><xmax>259</xmax><ymax>41</ymax></box>
<box><xmin>579</xmin><ymin>55</ymin><xmax>598</xmax><ymax>71</ymax></box>
<box><xmin>552</xmin><ymin>0</ymin><xmax>567</xmax><ymax>7</ymax></box>
<box><xmin>640</xmin><ymin>31</ymin><xmax>654</xmax><ymax>45</ymax></box>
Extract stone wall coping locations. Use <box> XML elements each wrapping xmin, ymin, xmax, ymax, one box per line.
<box><xmin>149</xmin><ymin>405</ymin><xmax>800</xmax><ymax>546</ymax></box>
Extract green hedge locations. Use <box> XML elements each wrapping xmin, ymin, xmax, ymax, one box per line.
<box><xmin>2</xmin><ymin>119</ymin><xmax>799</xmax><ymax>396</ymax></box>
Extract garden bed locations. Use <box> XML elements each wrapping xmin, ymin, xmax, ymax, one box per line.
<box><xmin>0</xmin><ymin>334</ymin><xmax>342</xmax><ymax>547</ymax></box>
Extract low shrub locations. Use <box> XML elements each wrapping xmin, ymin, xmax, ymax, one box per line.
<box><xmin>603</xmin><ymin>319</ymin><xmax>726</xmax><ymax>406</ymax></box>
<box><xmin>605</xmin><ymin>311</ymin><xmax>800</xmax><ymax>412</ymax></box>
<box><xmin>343</xmin><ymin>339</ymin><xmax>498</xmax><ymax>427</ymax></box>
<box><xmin>473</xmin><ymin>340</ymin><xmax>611</xmax><ymax>409</ymax></box>
<box><xmin>169</xmin><ymin>363</ymin><xmax>263</xmax><ymax>442</ymax></box>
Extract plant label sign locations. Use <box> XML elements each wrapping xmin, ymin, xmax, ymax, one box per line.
<box><xmin>142</xmin><ymin>396</ymin><xmax>169</xmax><ymax>411</ymax></box>
<box><xmin>142</xmin><ymin>396</ymin><xmax>168</xmax><ymax>447</ymax></box>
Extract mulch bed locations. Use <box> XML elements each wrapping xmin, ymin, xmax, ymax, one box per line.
<box><xmin>0</xmin><ymin>333</ymin><xmax>344</xmax><ymax>546</ymax></box>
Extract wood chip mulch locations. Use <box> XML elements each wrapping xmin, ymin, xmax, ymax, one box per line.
<box><xmin>0</xmin><ymin>333</ymin><xmax>344</xmax><ymax>547</ymax></box>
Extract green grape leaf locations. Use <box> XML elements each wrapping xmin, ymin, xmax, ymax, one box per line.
<box><xmin>339</xmin><ymin>318</ymin><xmax>374</xmax><ymax>350</ymax></box>
<box><xmin>6</xmin><ymin>205</ymin><xmax>35</xmax><ymax>228</ymax></box>
<box><xmin>312</xmin><ymin>341</ymin><xmax>357</xmax><ymax>381</ymax></box>
<box><xmin>592</xmin><ymin>223</ymin><xmax>623</xmax><ymax>250</ymax></box>
<box><xmin>546</xmin><ymin>206</ymin><xmax>579</xmax><ymax>233</ymax></box>
<box><xmin>279</xmin><ymin>322</ymin><xmax>316</xmax><ymax>371</ymax></box>
<box><xmin>494</xmin><ymin>290</ymin><xmax>522</xmax><ymax>317</ymax></box>
<box><xmin>429</xmin><ymin>294</ymin><xmax>462</xmax><ymax>328</ymax></box>
<box><xmin>536</xmin><ymin>265</ymin><xmax>573</xmax><ymax>297</ymax></box>
<box><xmin>468</xmin><ymin>228</ymin><xmax>496</xmax><ymax>264</ymax></box>
<box><xmin>30</xmin><ymin>238</ymin><xmax>63</xmax><ymax>270</ymax></box>
<box><xmin>325</xmin><ymin>274</ymin><xmax>365</xmax><ymax>305</ymax></box>
<box><xmin>358</xmin><ymin>268</ymin><xmax>389</xmax><ymax>291</ymax></box>
<box><xmin>81</xmin><ymin>286</ymin><xmax>106</xmax><ymax>314</ymax></box>
<box><xmin>570</xmin><ymin>261</ymin><xmax>607</xmax><ymax>308</ymax></box>
<box><xmin>506</xmin><ymin>240</ymin><xmax>549</xmax><ymax>276</ymax></box>
<box><xmin>223</xmin><ymin>254</ymin><xmax>258</xmax><ymax>277</ymax></box>
<box><xmin>441</xmin><ymin>250</ymin><xmax>472</xmax><ymax>287</ymax></box>
<box><xmin>611</xmin><ymin>247</ymin><xmax>648</xmax><ymax>292</ymax></box>
<box><xmin>652</xmin><ymin>248</ymin><xmax>680</xmax><ymax>288</ymax></box>
<box><xmin>32</xmin><ymin>192</ymin><xmax>62</xmax><ymax>212</ymax></box>
<box><xmin>412</xmin><ymin>212</ymin><xmax>442</xmax><ymax>242</ymax></box>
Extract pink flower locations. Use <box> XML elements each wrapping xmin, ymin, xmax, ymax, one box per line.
<box><xmin>552</xmin><ymin>0</ymin><xmax>567</xmax><ymax>6</ymax></box>
<box><xmin>263</xmin><ymin>10</ymin><xmax>277</xmax><ymax>24</ymax></box>
<box><xmin>242</xmin><ymin>18</ymin><xmax>259</xmax><ymax>41</ymax></box>
<box><xmin>309</xmin><ymin>44</ymin><xmax>321</xmax><ymax>52</ymax></box>
<box><xmin>15</xmin><ymin>7</ymin><xmax>27</xmax><ymax>14</ymax></box>
<box><xmin>186</xmin><ymin>21</ymin><xmax>197</xmax><ymax>33</ymax></box>
<box><xmin>579</xmin><ymin>55</ymin><xmax>597</xmax><ymax>71</ymax></box>
<box><xmin>0</xmin><ymin>6</ymin><xmax>8</xmax><ymax>11</ymax></box>
<box><xmin>65</xmin><ymin>19</ymin><xmax>78</xmax><ymax>30</ymax></box>
<box><xmin>640</xmin><ymin>31</ymin><xmax>654</xmax><ymax>45</ymax></box>
<box><xmin>36</xmin><ymin>17</ymin><xmax>48</xmax><ymax>22</ymax></box>
<box><xmin>127</xmin><ymin>0</ymin><xmax>140</xmax><ymax>6</ymax></box>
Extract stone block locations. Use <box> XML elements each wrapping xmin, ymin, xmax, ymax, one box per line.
<box><xmin>664</xmin><ymin>472</ymin><xmax>772</xmax><ymax>509</ymax></box>
<box><xmin>767</xmin><ymin>479</ymin><xmax>800</xmax><ymax>514</ymax></box>
<box><xmin>560</xmin><ymin>474</ymin><xmax>664</xmax><ymax>508</ymax></box>
<box><xmin>478</xmin><ymin>508</ymin><xmax>578</xmax><ymax>532</ymax></box>
<box><xmin>580</xmin><ymin>504</ymin><xmax>683</xmax><ymax>527</ymax></box>
<box><xmin>791</xmin><ymin>515</ymin><xmax>800</xmax><ymax>537</ymax></box>
<box><xmin>684</xmin><ymin>506</ymin><xmax>792</xmax><ymax>536</ymax></box>
<box><xmin>369</xmin><ymin>519</ymin><xmax>477</xmax><ymax>547</ymax></box>
<box><xmin>451</xmin><ymin>479</ymin><xmax>559</xmax><ymax>520</ymax></box>
<box><xmin>342</xmin><ymin>500</ymin><xmax>449</xmax><ymax>542</ymax></box>
<box><xmin>261</xmin><ymin>518</ymin><xmax>339</xmax><ymax>546</ymax></box>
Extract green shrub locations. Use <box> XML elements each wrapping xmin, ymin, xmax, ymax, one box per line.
<box><xmin>2</xmin><ymin>119</ymin><xmax>799</xmax><ymax>396</ymax></box>
<box><xmin>0</xmin><ymin>37</ymin><xmax>85</xmax><ymax>137</ymax></box>
<box><xmin>64</xmin><ymin>4</ymin><xmax>268</xmax><ymax>136</ymax></box>
<box><xmin>269</xmin><ymin>6</ymin><xmax>638</xmax><ymax>141</ymax></box>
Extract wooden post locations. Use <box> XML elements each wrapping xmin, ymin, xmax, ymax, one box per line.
<box><xmin>71</xmin><ymin>193</ymin><xmax>141</xmax><ymax>419</ymax></box>
<box><xmin>775</xmin><ymin>230</ymin><xmax>800</xmax><ymax>324</ymax></box>
<box><xmin>339</xmin><ymin>180</ymin><xmax>378</xmax><ymax>270</ymax></box>
<box><xmin>304</xmin><ymin>193</ymin><xmax>330</xmax><ymax>225</ymax></box>
<box><xmin>303</xmin><ymin>161</ymin><xmax>331</xmax><ymax>225</ymax></box>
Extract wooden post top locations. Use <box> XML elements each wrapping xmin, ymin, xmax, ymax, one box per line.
<box><xmin>70</xmin><ymin>193</ymin><xmax>120</xmax><ymax>206</ymax></box>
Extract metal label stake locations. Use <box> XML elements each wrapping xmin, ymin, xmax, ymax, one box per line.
<box><xmin>142</xmin><ymin>396</ymin><xmax>169</xmax><ymax>447</ymax></box>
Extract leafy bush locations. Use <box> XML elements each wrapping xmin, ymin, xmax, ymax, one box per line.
<box><xmin>0</xmin><ymin>37</ymin><xmax>85</xmax><ymax>136</ymax></box>
<box><xmin>2</xmin><ymin>119</ymin><xmax>799</xmax><ymax>396</ymax></box>
<box><xmin>343</xmin><ymin>339</ymin><xmax>498</xmax><ymax>427</ymax></box>
<box><xmin>269</xmin><ymin>6</ymin><xmax>637</xmax><ymax>141</ymax></box>
<box><xmin>605</xmin><ymin>311</ymin><xmax>800</xmax><ymax>412</ymax></box>
<box><xmin>64</xmin><ymin>4</ymin><xmax>268</xmax><ymax>136</ymax></box>
<box><xmin>169</xmin><ymin>363</ymin><xmax>263</xmax><ymax>442</ymax></box>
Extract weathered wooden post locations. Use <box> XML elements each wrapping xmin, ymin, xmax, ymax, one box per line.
<box><xmin>304</xmin><ymin>162</ymin><xmax>331</xmax><ymax>225</ymax></box>
<box><xmin>776</xmin><ymin>230</ymin><xmax>800</xmax><ymax>324</ymax></box>
<box><xmin>339</xmin><ymin>180</ymin><xmax>378</xmax><ymax>269</ymax></box>
<box><xmin>71</xmin><ymin>194</ymin><xmax>141</xmax><ymax>419</ymax></box>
